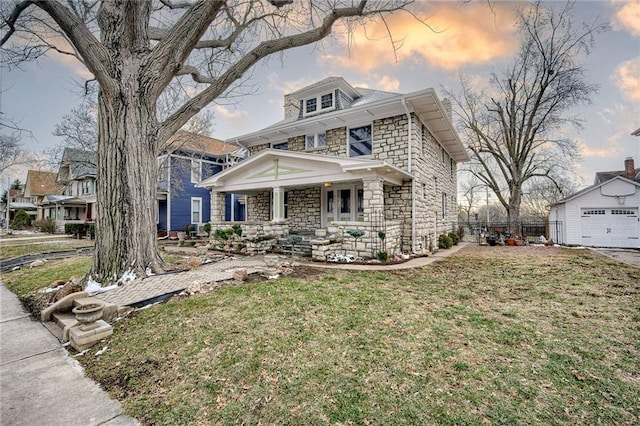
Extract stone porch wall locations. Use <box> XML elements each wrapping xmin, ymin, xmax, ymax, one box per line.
<box><xmin>208</xmin><ymin>221</ymin><xmax>289</xmax><ymax>254</ymax></box>
<box><xmin>311</xmin><ymin>220</ymin><xmax>402</xmax><ymax>261</ymax></box>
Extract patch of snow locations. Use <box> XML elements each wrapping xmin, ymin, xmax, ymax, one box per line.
<box><xmin>73</xmin><ymin>349</ymin><xmax>90</xmax><ymax>357</ymax></box>
<box><xmin>117</xmin><ymin>269</ymin><xmax>137</xmax><ymax>285</ymax></box>
<box><xmin>94</xmin><ymin>346</ymin><xmax>108</xmax><ymax>356</ymax></box>
<box><xmin>145</xmin><ymin>267</ymin><xmax>155</xmax><ymax>277</ymax></box>
<box><xmin>85</xmin><ymin>277</ymin><xmax>118</xmax><ymax>296</ymax></box>
<box><xmin>40</xmin><ymin>287</ymin><xmax>60</xmax><ymax>294</ymax></box>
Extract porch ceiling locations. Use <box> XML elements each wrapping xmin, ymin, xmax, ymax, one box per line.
<box><xmin>197</xmin><ymin>149</ymin><xmax>412</xmax><ymax>193</ymax></box>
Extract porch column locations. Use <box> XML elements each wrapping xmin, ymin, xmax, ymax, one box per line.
<box><xmin>272</xmin><ymin>186</ymin><xmax>286</xmax><ymax>222</ymax></box>
<box><xmin>362</xmin><ymin>176</ymin><xmax>385</xmax><ymax>223</ymax></box>
<box><xmin>210</xmin><ymin>191</ymin><xmax>225</xmax><ymax>222</ymax></box>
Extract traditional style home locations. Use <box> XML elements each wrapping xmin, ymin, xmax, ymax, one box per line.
<box><xmin>157</xmin><ymin>131</ymin><xmax>245</xmax><ymax>235</ymax></box>
<box><xmin>37</xmin><ymin>148</ymin><xmax>98</xmax><ymax>231</ymax></box>
<box><xmin>549</xmin><ymin>158</ymin><xmax>640</xmax><ymax>248</ymax></box>
<box><xmin>198</xmin><ymin>77</ymin><xmax>469</xmax><ymax>260</ymax></box>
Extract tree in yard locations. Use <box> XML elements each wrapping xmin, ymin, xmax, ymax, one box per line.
<box><xmin>2</xmin><ymin>0</ymin><xmax>411</xmax><ymax>283</ymax></box>
<box><xmin>0</xmin><ymin>133</ymin><xmax>30</xmax><ymax>175</ymax></box>
<box><xmin>448</xmin><ymin>1</ymin><xmax>608</xmax><ymax>230</ymax></box>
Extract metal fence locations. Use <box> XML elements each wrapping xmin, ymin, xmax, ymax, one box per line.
<box><xmin>464</xmin><ymin>220</ymin><xmax>564</xmax><ymax>245</ymax></box>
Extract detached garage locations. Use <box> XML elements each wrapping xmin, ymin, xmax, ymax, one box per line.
<box><xmin>550</xmin><ymin>176</ymin><xmax>640</xmax><ymax>249</ymax></box>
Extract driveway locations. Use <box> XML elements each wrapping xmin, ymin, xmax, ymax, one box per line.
<box><xmin>592</xmin><ymin>248</ymin><xmax>640</xmax><ymax>268</ymax></box>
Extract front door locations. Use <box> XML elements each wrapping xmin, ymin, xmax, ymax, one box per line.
<box><xmin>322</xmin><ymin>184</ymin><xmax>364</xmax><ymax>225</ymax></box>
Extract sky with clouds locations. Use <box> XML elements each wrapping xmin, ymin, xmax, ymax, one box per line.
<box><xmin>2</xmin><ymin>0</ymin><xmax>639</xmax><ymax>189</ymax></box>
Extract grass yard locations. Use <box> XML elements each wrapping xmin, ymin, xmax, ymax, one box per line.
<box><xmin>1</xmin><ymin>256</ymin><xmax>93</xmax><ymax>298</ymax></box>
<box><xmin>75</xmin><ymin>246</ymin><xmax>637</xmax><ymax>424</ymax></box>
<box><xmin>0</xmin><ymin>239</ymin><xmax>94</xmax><ymax>260</ymax></box>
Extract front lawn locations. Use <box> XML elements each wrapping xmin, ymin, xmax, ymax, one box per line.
<box><xmin>76</xmin><ymin>246</ymin><xmax>639</xmax><ymax>424</ymax></box>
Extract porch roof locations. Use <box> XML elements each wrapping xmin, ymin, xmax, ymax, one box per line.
<box><xmin>196</xmin><ymin>149</ymin><xmax>412</xmax><ymax>192</ymax></box>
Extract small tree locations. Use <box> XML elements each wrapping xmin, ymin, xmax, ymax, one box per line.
<box><xmin>11</xmin><ymin>209</ymin><xmax>31</xmax><ymax>230</ymax></box>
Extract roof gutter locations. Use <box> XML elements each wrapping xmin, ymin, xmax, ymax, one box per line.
<box><xmin>402</xmin><ymin>97</ymin><xmax>416</xmax><ymax>254</ymax></box>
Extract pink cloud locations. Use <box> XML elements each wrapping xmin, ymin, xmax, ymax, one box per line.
<box><xmin>613</xmin><ymin>57</ymin><xmax>640</xmax><ymax>102</ymax></box>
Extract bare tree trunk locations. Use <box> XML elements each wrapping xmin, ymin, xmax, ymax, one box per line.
<box><xmin>92</xmin><ymin>85</ymin><xmax>165</xmax><ymax>282</ymax></box>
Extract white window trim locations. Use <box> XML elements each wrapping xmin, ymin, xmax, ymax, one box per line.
<box><xmin>321</xmin><ymin>184</ymin><xmax>364</xmax><ymax>225</ymax></box>
<box><xmin>305</xmin><ymin>132</ymin><xmax>326</xmax><ymax>150</ymax></box>
<box><xmin>303</xmin><ymin>92</ymin><xmax>336</xmax><ymax>117</ymax></box>
<box><xmin>191</xmin><ymin>197</ymin><xmax>202</xmax><ymax>224</ymax></box>
<box><xmin>190</xmin><ymin>159</ymin><xmax>202</xmax><ymax>183</ymax></box>
<box><xmin>346</xmin><ymin>123</ymin><xmax>373</xmax><ymax>158</ymax></box>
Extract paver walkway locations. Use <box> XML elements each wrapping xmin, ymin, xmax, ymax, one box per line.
<box><xmin>94</xmin><ymin>257</ymin><xmax>267</xmax><ymax>306</ymax></box>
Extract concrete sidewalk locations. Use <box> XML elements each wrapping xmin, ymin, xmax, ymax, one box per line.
<box><xmin>0</xmin><ymin>284</ymin><xmax>138</xmax><ymax>426</ymax></box>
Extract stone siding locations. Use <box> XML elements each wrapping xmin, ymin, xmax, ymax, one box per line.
<box><xmin>239</xmin><ymin>111</ymin><xmax>459</xmax><ymax>255</ymax></box>
<box><xmin>287</xmin><ymin>187</ymin><xmax>321</xmax><ymax>230</ymax></box>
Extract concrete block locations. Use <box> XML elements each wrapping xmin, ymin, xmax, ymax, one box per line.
<box><xmin>69</xmin><ymin>320</ymin><xmax>113</xmax><ymax>352</ymax></box>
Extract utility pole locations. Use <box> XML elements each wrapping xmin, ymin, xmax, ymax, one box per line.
<box><xmin>486</xmin><ymin>186</ymin><xmax>490</xmax><ymax>227</ymax></box>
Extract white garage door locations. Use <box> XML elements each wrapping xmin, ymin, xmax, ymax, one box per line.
<box><xmin>581</xmin><ymin>208</ymin><xmax>639</xmax><ymax>248</ymax></box>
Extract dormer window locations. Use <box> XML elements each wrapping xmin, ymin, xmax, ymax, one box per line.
<box><xmin>304</xmin><ymin>92</ymin><xmax>334</xmax><ymax>116</ymax></box>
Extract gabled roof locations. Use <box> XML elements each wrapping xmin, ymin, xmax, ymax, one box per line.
<box><xmin>164</xmin><ymin>131</ymin><xmax>241</xmax><ymax>157</ymax></box>
<box><xmin>59</xmin><ymin>148</ymin><xmax>97</xmax><ymax>181</ymax></box>
<box><xmin>197</xmin><ymin>149</ymin><xmax>412</xmax><ymax>192</ymax></box>
<box><xmin>632</xmin><ymin>127</ymin><xmax>640</xmax><ymax>136</ymax></box>
<box><xmin>24</xmin><ymin>170</ymin><xmax>64</xmax><ymax>196</ymax></box>
<box><xmin>227</xmin><ymin>82</ymin><xmax>470</xmax><ymax>163</ymax></box>
<box><xmin>552</xmin><ymin>175</ymin><xmax>640</xmax><ymax>206</ymax></box>
<box><xmin>594</xmin><ymin>167</ymin><xmax>640</xmax><ymax>185</ymax></box>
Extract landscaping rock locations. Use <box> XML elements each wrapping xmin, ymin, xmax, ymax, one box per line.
<box><xmin>29</xmin><ymin>259</ymin><xmax>48</xmax><ymax>268</ymax></box>
<box><xmin>186</xmin><ymin>281</ymin><xmax>202</xmax><ymax>294</ymax></box>
<box><xmin>50</xmin><ymin>279</ymin><xmax>66</xmax><ymax>289</ymax></box>
<box><xmin>233</xmin><ymin>268</ymin><xmax>248</xmax><ymax>282</ymax></box>
<box><xmin>186</xmin><ymin>257</ymin><xmax>202</xmax><ymax>270</ymax></box>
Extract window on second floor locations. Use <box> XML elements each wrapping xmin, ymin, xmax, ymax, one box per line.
<box><xmin>349</xmin><ymin>124</ymin><xmax>372</xmax><ymax>157</ymax></box>
<box><xmin>272</xmin><ymin>141</ymin><xmax>288</xmax><ymax>150</ymax></box>
<box><xmin>191</xmin><ymin>159</ymin><xmax>202</xmax><ymax>183</ymax></box>
<box><xmin>305</xmin><ymin>132</ymin><xmax>326</xmax><ymax>150</ymax></box>
<box><xmin>81</xmin><ymin>180</ymin><xmax>92</xmax><ymax>195</ymax></box>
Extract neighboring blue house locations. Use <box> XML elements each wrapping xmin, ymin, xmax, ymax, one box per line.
<box><xmin>157</xmin><ymin>131</ymin><xmax>245</xmax><ymax>234</ymax></box>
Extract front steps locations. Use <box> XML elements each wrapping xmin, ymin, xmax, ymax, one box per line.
<box><xmin>41</xmin><ymin>292</ymin><xmax>122</xmax><ymax>351</ymax></box>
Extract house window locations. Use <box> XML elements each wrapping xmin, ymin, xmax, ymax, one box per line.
<box><xmin>191</xmin><ymin>197</ymin><xmax>202</xmax><ymax>224</ymax></box>
<box><xmin>349</xmin><ymin>125</ymin><xmax>372</xmax><ymax>157</ymax></box>
<box><xmin>305</xmin><ymin>132</ymin><xmax>326</xmax><ymax>150</ymax></box>
<box><xmin>434</xmin><ymin>177</ymin><xmax>438</xmax><ymax>192</ymax></box>
<box><xmin>442</xmin><ymin>193</ymin><xmax>446</xmax><ymax>219</ymax></box>
<box><xmin>81</xmin><ymin>180</ymin><xmax>92</xmax><ymax>195</ymax></box>
<box><xmin>272</xmin><ymin>141</ymin><xmax>288</xmax><ymax>150</ymax></box>
<box><xmin>305</xmin><ymin>98</ymin><xmax>317</xmax><ymax>114</ymax></box>
<box><xmin>304</xmin><ymin>93</ymin><xmax>334</xmax><ymax>116</ymax></box>
<box><xmin>321</xmin><ymin>93</ymin><xmax>333</xmax><ymax>109</ymax></box>
<box><xmin>450</xmin><ymin>159</ymin><xmax>454</xmax><ymax>179</ymax></box>
<box><xmin>191</xmin><ymin>159</ymin><xmax>202</xmax><ymax>183</ymax></box>
<box><xmin>442</xmin><ymin>146</ymin><xmax>445</xmax><ymax>163</ymax></box>
<box><xmin>157</xmin><ymin>157</ymin><xmax>169</xmax><ymax>182</ymax></box>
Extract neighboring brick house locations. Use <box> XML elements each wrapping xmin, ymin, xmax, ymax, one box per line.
<box><xmin>198</xmin><ymin>77</ymin><xmax>469</xmax><ymax>259</ymax></box>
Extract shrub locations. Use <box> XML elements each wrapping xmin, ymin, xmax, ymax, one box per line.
<box><xmin>438</xmin><ymin>233</ymin><xmax>453</xmax><ymax>249</ymax></box>
<box><xmin>34</xmin><ymin>218</ymin><xmax>56</xmax><ymax>234</ymax></box>
<box><xmin>232</xmin><ymin>224</ymin><xmax>243</xmax><ymax>237</ymax></box>
<box><xmin>203</xmin><ymin>223</ymin><xmax>212</xmax><ymax>235</ymax></box>
<box><xmin>88</xmin><ymin>224</ymin><xmax>95</xmax><ymax>239</ymax></box>
<box><xmin>11</xmin><ymin>209</ymin><xmax>31</xmax><ymax>230</ymax></box>
<box><xmin>448</xmin><ymin>231</ymin><xmax>460</xmax><ymax>246</ymax></box>
<box><xmin>214</xmin><ymin>228</ymin><xmax>228</xmax><ymax>240</ymax></box>
<box><xmin>377</xmin><ymin>251</ymin><xmax>388</xmax><ymax>262</ymax></box>
<box><xmin>64</xmin><ymin>223</ymin><xmax>88</xmax><ymax>235</ymax></box>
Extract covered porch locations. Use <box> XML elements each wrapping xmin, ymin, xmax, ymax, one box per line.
<box><xmin>197</xmin><ymin>150</ymin><xmax>412</xmax><ymax>260</ymax></box>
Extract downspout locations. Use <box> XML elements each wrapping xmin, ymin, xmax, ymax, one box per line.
<box><xmin>167</xmin><ymin>156</ymin><xmax>172</xmax><ymax>233</ymax></box>
<box><xmin>401</xmin><ymin>98</ymin><xmax>416</xmax><ymax>254</ymax></box>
